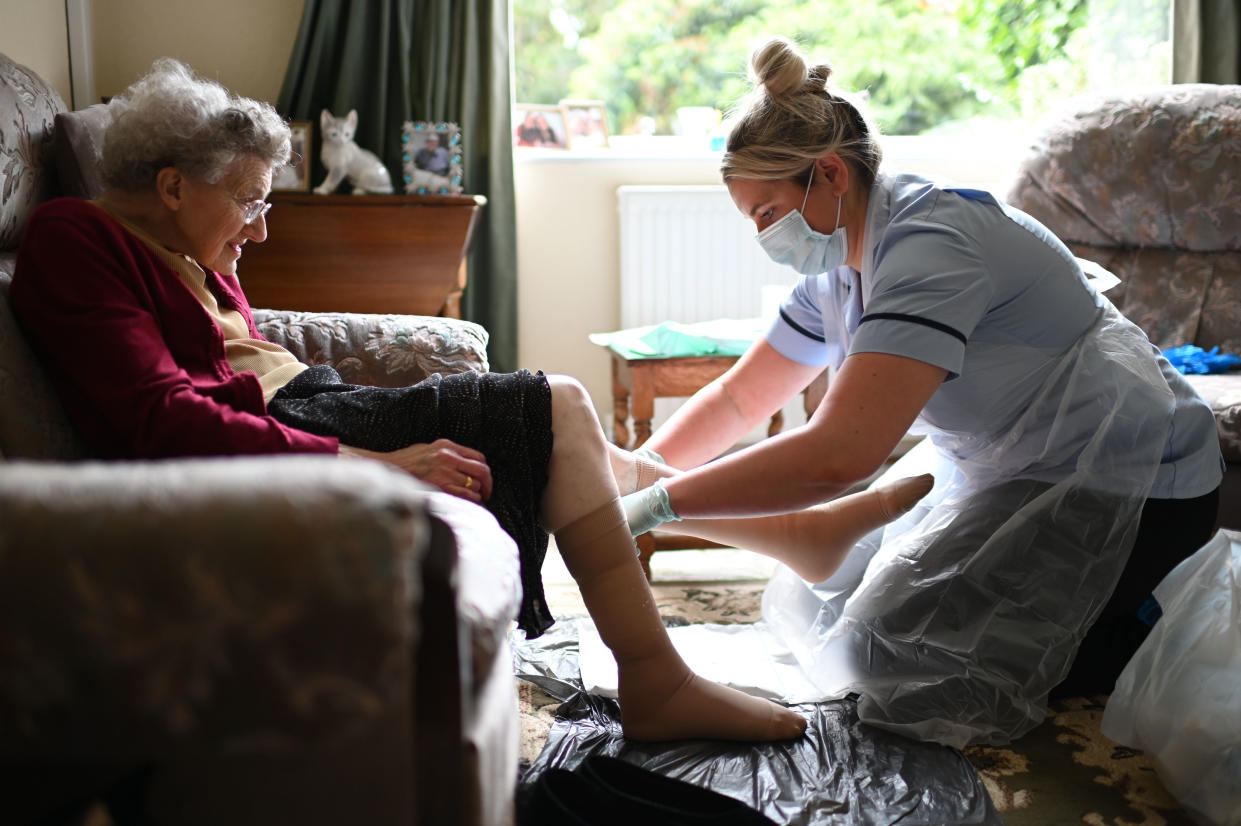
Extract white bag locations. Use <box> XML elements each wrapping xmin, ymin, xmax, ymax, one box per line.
<box><xmin>1101</xmin><ymin>529</ymin><xmax>1241</xmax><ymax>826</ymax></box>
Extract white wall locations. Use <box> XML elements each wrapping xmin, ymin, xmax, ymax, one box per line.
<box><xmin>514</xmin><ymin>136</ymin><xmax>1021</xmax><ymax>437</ymax></box>
<box><xmin>0</xmin><ymin>0</ymin><xmax>72</xmax><ymax>103</ymax></box>
<box><xmin>515</xmin><ymin>146</ymin><xmax>727</xmax><ymax>434</ymax></box>
<box><xmin>90</xmin><ymin>0</ymin><xmax>306</xmax><ymax>103</ymax></box>
<box><xmin>0</xmin><ymin>0</ymin><xmax>304</xmax><ymax>107</ymax></box>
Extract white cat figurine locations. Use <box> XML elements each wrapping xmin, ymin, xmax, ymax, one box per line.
<box><xmin>314</xmin><ymin>109</ymin><xmax>394</xmax><ymax>195</ymax></box>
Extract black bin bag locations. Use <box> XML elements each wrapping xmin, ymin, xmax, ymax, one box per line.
<box><xmin>514</xmin><ymin>618</ymin><xmax>1002</xmax><ymax>826</ymax></box>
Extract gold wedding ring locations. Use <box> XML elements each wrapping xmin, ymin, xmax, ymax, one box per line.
<box><xmin>464</xmin><ymin>475</ymin><xmax>474</xmax><ymax>490</ymax></box>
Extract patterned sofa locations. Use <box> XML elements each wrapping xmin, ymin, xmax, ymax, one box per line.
<box><xmin>1007</xmin><ymin>83</ymin><xmax>1241</xmax><ymax>527</ymax></box>
<box><xmin>0</xmin><ymin>53</ymin><xmax>521</xmax><ymax>825</ymax></box>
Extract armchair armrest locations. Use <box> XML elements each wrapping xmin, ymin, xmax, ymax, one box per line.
<box><xmin>0</xmin><ymin>455</ymin><xmax>431</xmax><ymax>760</ymax></box>
<box><xmin>253</xmin><ymin>309</ymin><xmax>489</xmax><ymax>388</ymax></box>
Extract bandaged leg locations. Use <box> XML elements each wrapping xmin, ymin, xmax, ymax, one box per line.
<box><xmin>635</xmin><ymin>457</ymin><xmax>662</xmax><ymax>492</ymax></box>
<box><xmin>615</xmin><ymin>443</ymin><xmax>933</xmax><ymax>583</ymax></box>
<box><xmin>675</xmin><ymin>473</ymin><xmax>934</xmax><ymax>583</ymax></box>
<box><xmin>607</xmin><ymin>442</ymin><xmax>664</xmax><ymax>495</ymax></box>
<box><xmin>543</xmin><ymin>377</ymin><xmax>803</xmax><ymax>741</ymax></box>
<box><xmin>553</xmin><ymin>497</ymin><xmax>807</xmax><ymax>742</ymax></box>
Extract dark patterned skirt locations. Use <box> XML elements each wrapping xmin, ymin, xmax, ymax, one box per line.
<box><xmin>269</xmin><ymin>365</ymin><xmax>556</xmax><ymax>637</ymax></box>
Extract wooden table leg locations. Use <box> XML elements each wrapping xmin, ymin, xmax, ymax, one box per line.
<box><xmin>804</xmin><ymin>369</ymin><xmax>829</xmax><ymax>418</ymax></box>
<box><xmin>629</xmin><ymin>363</ymin><xmax>655</xmax><ymax>448</ymax></box>
<box><xmin>610</xmin><ymin>356</ymin><xmax>630</xmax><ymax>448</ymax></box>
<box><xmin>767</xmin><ymin>409</ymin><xmax>784</xmax><ymax>438</ymax></box>
<box><xmin>636</xmin><ymin>533</ymin><xmax>656</xmax><ymax>581</ymax></box>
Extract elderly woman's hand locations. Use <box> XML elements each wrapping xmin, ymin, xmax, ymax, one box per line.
<box><xmin>341</xmin><ymin>439</ymin><xmax>493</xmax><ymax>503</ymax></box>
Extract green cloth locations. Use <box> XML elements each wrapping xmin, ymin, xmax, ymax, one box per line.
<box><xmin>590</xmin><ymin>318</ymin><xmax>765</xmax><ymax>359</ymax></box>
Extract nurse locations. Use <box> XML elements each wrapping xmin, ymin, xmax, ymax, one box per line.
<box><xmin>622</xmin><ymin>36</ymin><xmax>1224</xmax><ymax>746</ymax></box>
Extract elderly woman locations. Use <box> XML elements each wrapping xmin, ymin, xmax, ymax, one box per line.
<box><xmin>12</xmin><ymin>59</ymin><xmax>936</xmax><ymax>744</ymax></box>
<box><xmin>621</xmin><ymin>38</ymin><xmax>1223</xmax><ymax>746</ymax></box>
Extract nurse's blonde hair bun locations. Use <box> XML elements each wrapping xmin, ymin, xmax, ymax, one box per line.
<box><xmin>750</xmin><ymin>36</ymin><xmax>834</xmax><ymax>103</ymax></box>
<box><xmin>723</xmin><ymin>36</ymin><xmax>882</xmax><ymax>187</ymax></box>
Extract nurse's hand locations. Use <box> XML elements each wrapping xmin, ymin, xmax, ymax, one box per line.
<box><xmin>621</xmin><ymin>479</ymin><xmax>682</xmax><ymax>536</ymax></box>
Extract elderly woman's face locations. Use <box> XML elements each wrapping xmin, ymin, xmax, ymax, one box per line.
<box><xmin>178</xmin><ymin>155</ymin><xmax>272</xmax><ymax>275</ymax></box>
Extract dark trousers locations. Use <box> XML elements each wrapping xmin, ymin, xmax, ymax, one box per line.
<box><xmin>1054</xmin><ymin>486</ymin><xmax>1221</xmax><ymax>697</ymax></box>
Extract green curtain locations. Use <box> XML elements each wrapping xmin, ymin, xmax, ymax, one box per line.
<box><xmin>278</xmin><ymin>0</ymin><xmax>519</xmax><ymax>372</ymax></box>
<box><xmin>1174</xmin><ymin>0</ymin><xmax>1241</xmax><ymax>82</ymax></box>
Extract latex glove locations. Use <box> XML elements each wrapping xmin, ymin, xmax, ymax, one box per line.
<box><xmin>631</xmin><ymin>445</ymin><xmax>666</xmax><ymax>465</ymax></box>
<box><xmin>621</xmin><ymin>479</ymin><xmax>682</xmax><ymax>537</ymax></box>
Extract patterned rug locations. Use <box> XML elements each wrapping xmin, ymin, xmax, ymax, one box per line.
<box><xmin>518</xmin><ymin>575</ymin><xmax>1194</xmax><ymax>826</ymax></box>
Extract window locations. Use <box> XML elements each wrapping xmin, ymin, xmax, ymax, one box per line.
<box><xmin>513</xmin><ymin>0</ymin><xmax>1172</xmax><ymax>142</ymax></box>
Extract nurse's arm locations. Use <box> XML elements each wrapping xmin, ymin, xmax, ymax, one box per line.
<box><xmin>662</xmin><ymin>352</ymin><xmax>946</xmax><ymax>518</ymax></box>
<box><xmin>642</xmin><ymin>339</ymin><xmax>823</xmax><ymax>469</ymax></box>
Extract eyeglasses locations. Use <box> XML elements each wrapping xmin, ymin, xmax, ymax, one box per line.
<box><xmin>234</xmin><ymin>197</ymin><xmax>273</xmax><ymax>225</ymax></box>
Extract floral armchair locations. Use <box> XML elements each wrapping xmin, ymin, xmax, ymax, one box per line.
<box><xmin>0</xmin><ymin>52</ymin><xmax>521</xmax><ymax>826</ymax></box>
<box><xmin>1006</xmin><ymin>83</ymin><xmax>1241</xmax><ymax>527</ymax></box>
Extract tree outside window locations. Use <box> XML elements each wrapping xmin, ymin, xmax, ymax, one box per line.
<box><xmin>514</xmin><ymin>0</ymin><xmax>1171</xmax><ymax>140</ymax></box>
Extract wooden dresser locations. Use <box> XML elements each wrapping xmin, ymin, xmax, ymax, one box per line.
<box><xmin>238</xmin><ymin>192</ymin><xmax>486</xmax><ymax>318</ymax></box>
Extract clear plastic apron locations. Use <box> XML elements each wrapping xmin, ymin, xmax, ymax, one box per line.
<box><xmin>762</xmin><ymin>298</ymin><xmax>1175</xmax><ymax>748</ymax></box>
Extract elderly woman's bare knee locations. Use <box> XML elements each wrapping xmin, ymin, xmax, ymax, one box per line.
<box><xmin>546</xmin><ymin>375</ymin><xmax>607</xmax><ymax>446</ymax></box>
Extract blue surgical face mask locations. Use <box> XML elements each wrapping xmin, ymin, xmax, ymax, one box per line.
<box><xmin>756</xmin><ymin>168</ymin><xmax>848</xmax><ymax>275</ymax></box>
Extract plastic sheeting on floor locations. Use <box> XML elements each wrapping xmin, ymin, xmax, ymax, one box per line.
<box><xmin>514</xmin><ymin>617</ymin><xmax>1001</xmax><ymax>826</ymax></box>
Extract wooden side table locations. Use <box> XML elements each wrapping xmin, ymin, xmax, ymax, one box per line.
<box><xmin>605</xmin><ymin>349</ymin><xmax>786</xmax><ymax>578</ymax></box>
<box><xmin>607</xmin><ymin>352</ymin><xmax>783</xmax><ymax>450</ymax></box>
<box><xmin>239</xmin><ymin>192</ymin><xmax>486</xmax><ymax>317</ymax></box>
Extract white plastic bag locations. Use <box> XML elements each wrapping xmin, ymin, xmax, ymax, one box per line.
<box><xmin>1101</xmin><ymin>529</ymin><xmax>1241</xmax><ymax>826</ymax></box>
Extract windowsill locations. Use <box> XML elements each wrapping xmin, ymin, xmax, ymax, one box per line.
<box><xmin>516</xmin><ymin>132</ymin><xmax>1026</xmax><ymax>158</ymax></box>
<box><xmin>515</xmin><ymin>136</ymin><xmax>721</xmax><ymax>162</ymax></box>
<box><xmin>515</xmin><ymin>133</ymin><xmax>1028</xmax><ymax>192</ymax></box>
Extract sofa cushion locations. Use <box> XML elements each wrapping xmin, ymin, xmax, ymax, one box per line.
<box><xmin>1008</xmin><ymin>84</ymin><xmax>1241</xmax><ymax>252</ymax></box>
<box><xmin>0</xmin><ymin>266</ymin><xmax>86</xmax><ymax>460</ymax></box>
<box><xmin>0</xmin><ymin>54</ymin><xmax>66</xmax><ymax>251</ymax></box>
<box><xmin>253</xmin><ymin>309</ymin><xmax>489</xmax><ymax>386</ymax></box>
<box><xmin>423</xmin><ymin>490</ymin><xmax>521</xmax><ymax>681</ymax></box>
<box><xmin>53</xmin><ymin>103</ymin><xmax>111</xmax><ymax>199</ymax></box>
<box><xmin>0</xmin><ymin>455</ymin><xmax>427</xmax><ymax>755</ymax></box>
<box><xmin>1065</xmin><ymin>244</ymin><xmax>1241</xmax><ymax>355</ymax></box>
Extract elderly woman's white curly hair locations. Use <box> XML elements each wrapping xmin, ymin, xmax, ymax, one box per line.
<box><xmin>100</xmin><ymin>57</ymin><xmax>291</xmax><ymax>191</ymax></box>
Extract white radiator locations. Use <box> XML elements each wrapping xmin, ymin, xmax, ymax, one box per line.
<box><xmin>617</xmin><ymin>185</ymin><xmax>797</xmax><ymax>329</ymax></box>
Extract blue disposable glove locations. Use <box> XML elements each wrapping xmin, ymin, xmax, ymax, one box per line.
<box><xmin>621</xmin><ymin>479</ymin><xmax>682</xmax><ymax>537</ymax></box>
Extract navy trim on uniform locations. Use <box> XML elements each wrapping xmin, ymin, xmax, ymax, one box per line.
<box><xmin>779</xmin><ymin>307</ymin><xmax>826</xmax><ymax>342</ymax></box>
<box><xmin>858</xmin><ymin>312</ymin><xmax>967</xmax><ymax>345</ymax></box>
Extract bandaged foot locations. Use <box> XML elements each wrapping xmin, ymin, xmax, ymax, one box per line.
<box><xmin>617</xmin><ymin>653</ymin><xmax>807</xmax><ymax>742</ymax></box>
<box><xmin>874</xmin><ymin>472</ymin><xmax>936</xmax><ymax>521</ymax></box>
<box><xmin>609</xmin><ymin>446</ymin><xmax>667</xmax><ymax>496</ymax></box>
<box><xmin>635</xmin><ymin>456</ymin><xmax>662</xmax><ymax>492</ymax></box>
<box><xmin>555</xmin><ymin>497</ymin><xmax>806</xmax><ymax>743</ymax></box>
<box><xmin>785</xmin><ymin>472</ymin><xmax>934</xmax><ymax>582</ymax></box>
<box><xmin>680</xmin><ymin>473</ymin><xmax>935</xmax><ymax>584</ymax></box>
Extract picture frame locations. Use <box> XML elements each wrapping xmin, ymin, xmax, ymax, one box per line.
<box><xmin>272</xmin><ymin>120</ymin><xmax>312</xmax><ymax>192</ymax></box>
<box><xmin>561</xmin><ymin>99</ymin><xmax>609</xmax><ymax>150</ymax></box>
<box><xmin>513</xmin><ymin>103</ymin><xmax>569</xmax><ymax>150</ymax></box>
<box><xmin>401</xmin><ymin>121</ymin><xmax>464</xmax><ymax>195</ymax></box>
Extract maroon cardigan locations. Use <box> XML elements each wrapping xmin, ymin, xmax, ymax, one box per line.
<box><xmin>11</xmin><ymin>198</ymin><xmax>338</xmax><ymax>458</ymax></box>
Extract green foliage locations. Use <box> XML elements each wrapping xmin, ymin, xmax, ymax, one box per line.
<box><xmin>513</xmin><ymin>0</ymin><xmax>599</xmax><ymax>107</ymax></box>
<box><xmin>956</xmin><ymin>0</ymin><xmax>1088</xmax><ymax>89</ymax></box>
<box><xmin>512</xmin><ymin>0</ymin><xmax>1165</xmax><ymax>137</ymax></box>
<box><xmin>568</xmin><ymin>0</ymin><xmax>764</xmax><ymax>134</ymax></box>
